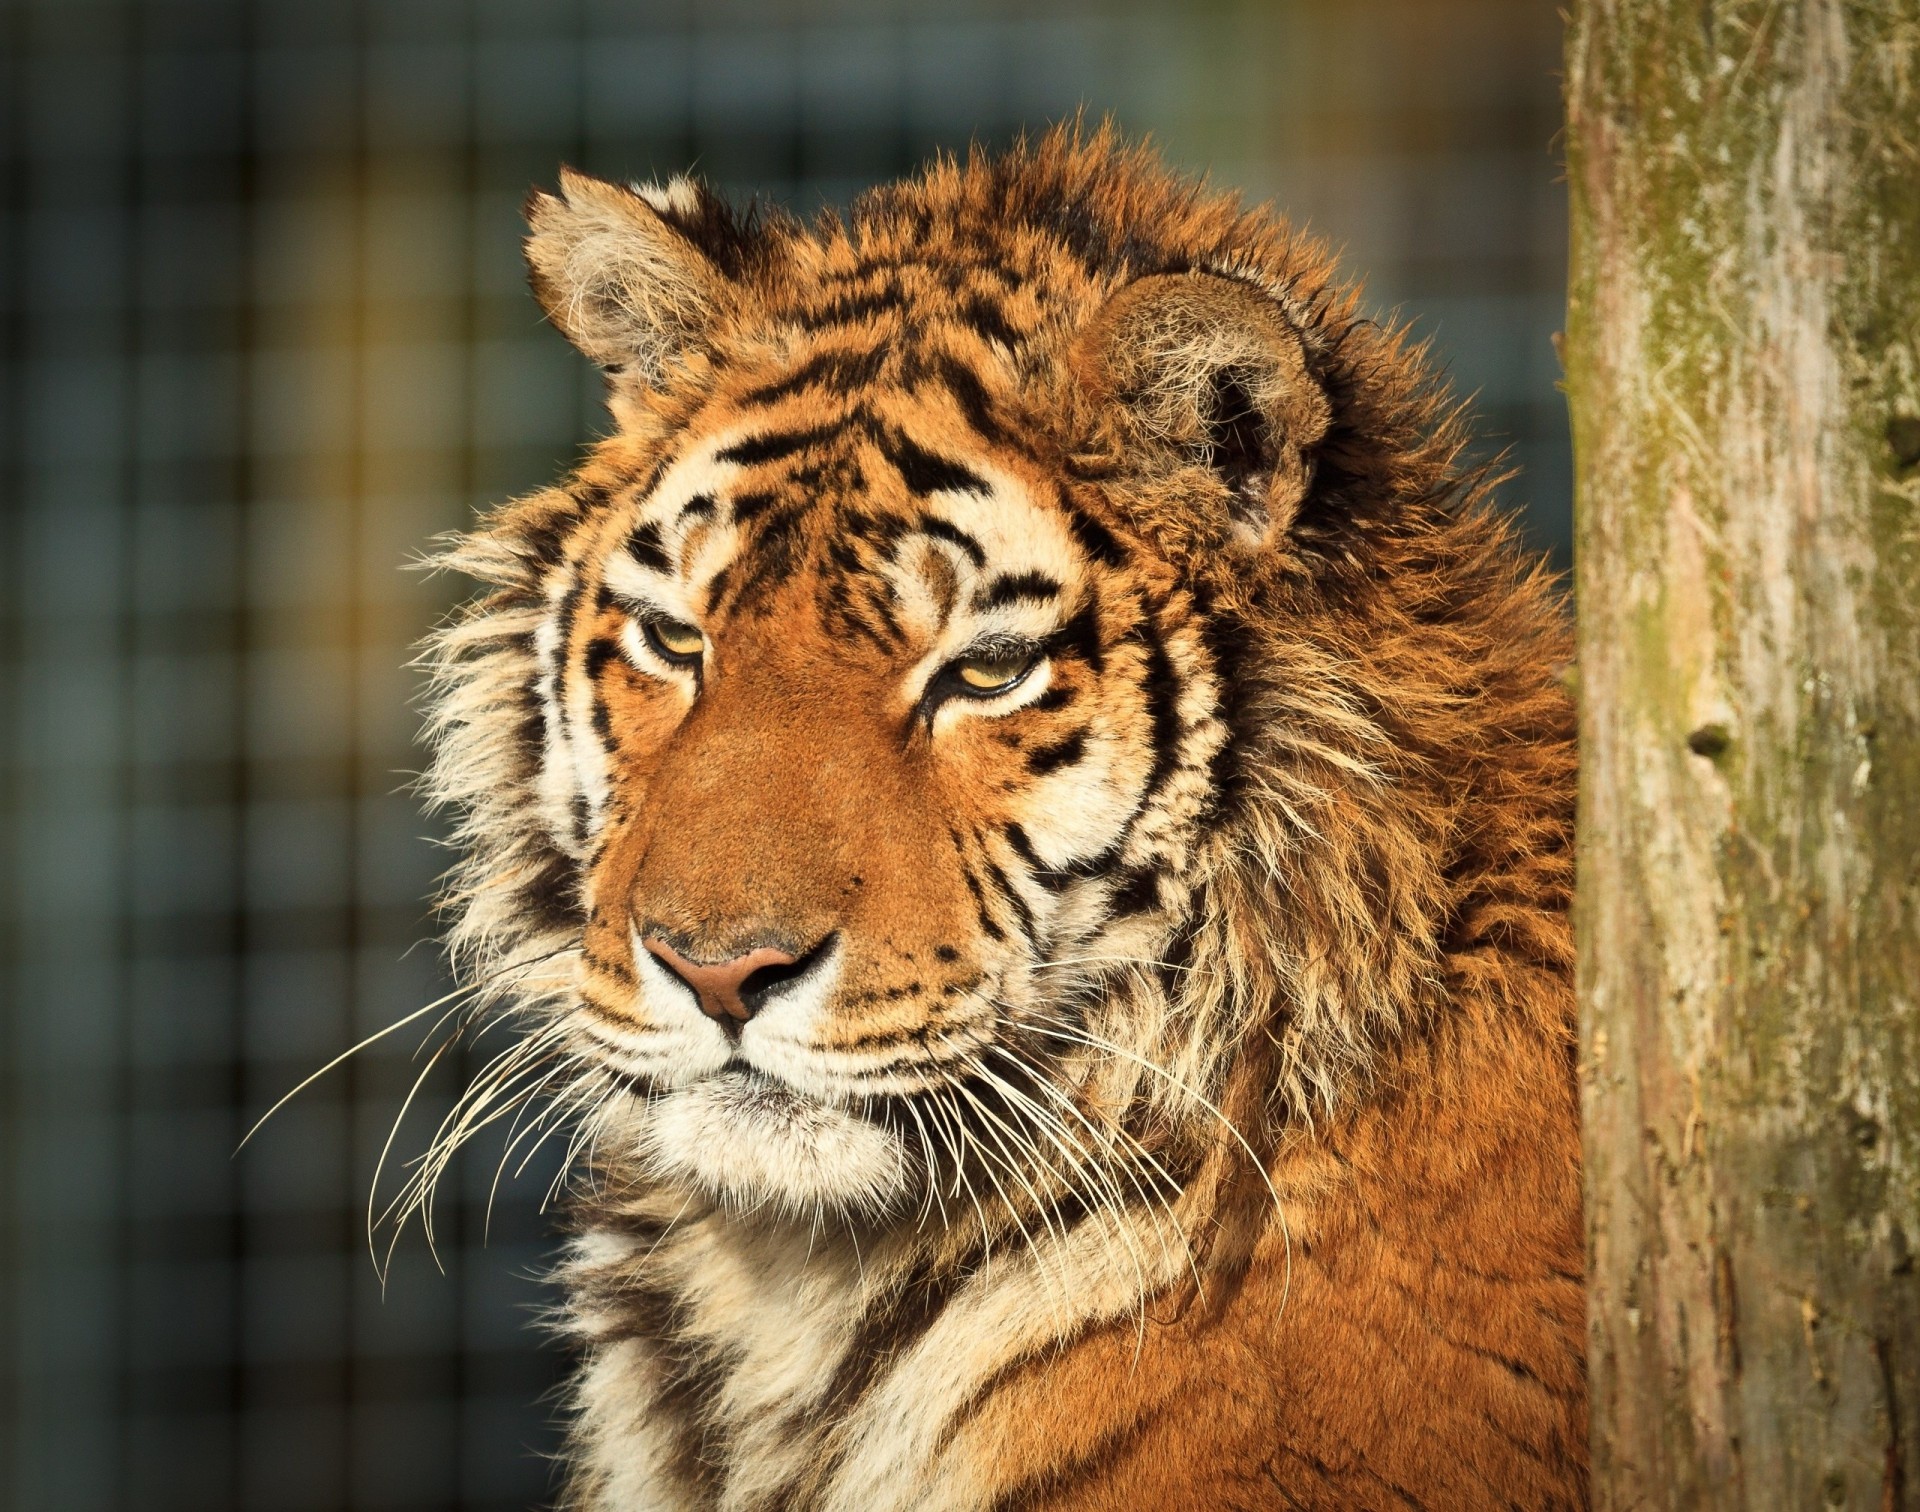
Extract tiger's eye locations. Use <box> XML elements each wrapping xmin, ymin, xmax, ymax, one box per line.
<box><xmin>644</xmin><ymin>617</ymin><xmax>705</xmax><ymax>663</ymax></box>
<box><xmin>955</xmin><ymin>650</ymin><xmax>1036</xmax><ymax>694</ymax></box>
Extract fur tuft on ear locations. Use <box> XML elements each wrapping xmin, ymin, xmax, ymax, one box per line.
<box><xmin>1073</xmin><ymin>271</ymin><xmax>1331</xmax><ymax>549</ymax></box>
<box><xmin>524</xmin><ymin>168</ymin><xmax>743</xmax><ymax>386</ymax></box>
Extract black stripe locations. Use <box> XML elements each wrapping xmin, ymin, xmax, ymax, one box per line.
<box><xmin>642</xmin><ymin>180</ymin><xmax>785</xmax><ymax>282</ymax></box>
<box><xmin>980</xmin><ymin>855</ymin><xmax>1036</xmax><ymax>942</ymax></box>
<box><xmin>581</xmin><ymin>941</ymin><xmax>636</xmax><ymax>986</ymax></box>
<box><xmin>917</xmin><ymin>514</ymin><xmax>986</xmax><ymax>567</ymax></box>
<box><xmin>1154</xmin><ymin>920</ymin><xmax>1198</xmax><ymax>1001</ymax></box>
<box><xmin>1058</xmin><ymin>838</ymin><xmax>1125</xmax><ymax>880</ymax></box>
<box><xmin>974</xmin><ymin>571</ymin><xmax>1061</xmax><ymax>611</ymax></box>
<box><xmin>569</xmin><ymin>478</ymin><xmax>612</xmax><ymax>512</ymax></box>
<box><xmin>793</xmin><ymin>1258</ymin><xmax>975</xmax><ymax>1501</ymax></box>
<box><xmin>838</xmin><ymin>505</ymin><xmax>903</xmax><ymax>547</ymax></box>
<box><xmin>1048</xmin><ymin>601</ymin><xmax>1105</xmax><ymax>675</ymax></box>
<box><xmin>524</xmin><ymin>494</ymin><xmax>585</xmax><ymax>568</ymax></box>
<box><xmin>863</xmin><ymin>587</ymin><xmax>906</xmax><ymax>648</ymax></box>
<box><xmin>830</xmin><ymin>585</ymin><xmax>906</xmax><ymax>654</ymax></box>
<box><xmin>729</xmin><ymin>488</ymin><xmax>780</xmax><ymax>524</ymax></box>
<box><xmin>552</xmin><ymin>577</ymin><xmax>586</xmax><ymax>641</ymax></box>
<box><xmin>516</xmin><ymin>847</ymin><xmax>581</xmax><ymax>932</ymax></box>
<box><xmin>717</xmin><ymin>425</ymin><xmax>840</xmax><ymax>467</ymax></box>
<box><xmin>820</xmin><ymin>597</ymin><xmax>871</xmax><ymax>652</ymax></box>
<box><xmin>883</xmin><ymin>432</ymin><xmax>988</xmax><ymax>497</ymax></box>
<box><xmin>1030</xmin><ymin>682</ymin><xmax>1075</xmax><ymax>713</ymax></box>
<box><xmin>1063</xmin><ymin>497</ymin><xmax>1131</xmax><ymax>568</ymax></box>
<box><xmin>583</xmin><ymin>634</ymin><xmax>620</xmax><ymax>681</ymax></box>
<box><xmin>811</xmin><ymin>1264</ymin><xmax>965</xmax><ymax>1428</ymax></box>
<box><xmin>753</xmin><ymin>502</ymin><xmax>810</xmax><ymax>553</ymax></box>
<box><xmin>731</xmin><ymin>504</ymin><xmax>809</xmax><ymax>607</ymax></box>
<box><xmin>824</xmin><ymin>1018</ymin><xmax>940</xmax><ymax>1056</ymax></box>
<box><xmin>584</xmin><ymin>635</ymin><xmax>620</xmax><ymax>745</ymax></box>
<box><xmin>1003</xmin><ymin>822</ymin><xmax>1043</xmax><ymax>869</ymax></box>
<box><xmin>1027</xmin><ymin>728</ymin><xmax>1087</xmax><ymax>776</ymax></box>
<box><xmin>1136</xmin><ymin>623</ymin><xmax>1186</xmax><ymax>798</ymax></box>
<box><xmin>935</xmin><ymin>354</ymin><xmax>1019</xmax><ymax>451</ymax></box>
<box><xmin>959</xmin><ymin>864</ymin><xmax>1006</xmax><ymax>942</ymax></box>
<box><xmin>1004</xmin><ymin>823</ymin><xmax>1070</xmax><ymax>893</ymax></box>
<box><xmin>511</xmin><ymin>686</ymin><xmax>545</xmax><ymax>777</ymax></box>
<box><xmin>632</xmin><ymin>454</ymin><xmax>671</xmax><ymax>505</ymax></box>
<box><xmin>919</xmin><ymin>1187</ymin><xmax>1112</xmax><ymax>1464</ymax></box>
<box><xmin>981</xmin><ymin>1403</ymin><xmax>1172</xmax><ymax>1512</ymax></box>
<box><xmin>1198</xmin><ymin>592</ymin><xmax>1252</xmax><ymax>811</ymax></box>
<box><xmin>808</xmin><ymin>286</ymin><xmax>907</xmax><ymax>326</ymax></box>
<box><xmin>608</xmin><ymin>1281</ymin><xmax>725</xmax><ymax>1503</ymax></box>
<box><xmin>1109</xmin><ymin>868</ymin><xmax>1161</xmax><ymax>917</ymax></box>
<box><xmin>677</xmin><ymin>493</ymin><xmax>716</xmax><ymax>523</ymax></box>
<box><xmin>826</xmin><ymin>536</ymin><xmax>867</xmax><ymax>578</ymax></box>
<box><xmin>625</xmin><ymin>521</ymin><xmax>671</xmax><ymax>573</ymax></box>
<box><xmin>738</xmin><ymin>344</ymin><xmax>887</xmax><ymax>406</ymax></box>
<box><xmin>958</xmin><ymin>294</ymin><xmax>1021</xmax><ymax>351</ymax></box>
<box><xmin>547</xmin><ymin>580</ymin><xmax>588</xmax><ymax>741</ymax></box>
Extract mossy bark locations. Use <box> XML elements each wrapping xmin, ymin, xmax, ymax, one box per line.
<box><xmin>1567</xmin><ymin>2</ymin><xmax>1920</xmax><ymax>1507</ymax></box>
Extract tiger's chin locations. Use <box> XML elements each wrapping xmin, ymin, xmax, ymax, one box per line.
<box><xmin>629</xmin><ymin>1069</ymin><xmax>911</xmax><ymax>1219</ymax></box>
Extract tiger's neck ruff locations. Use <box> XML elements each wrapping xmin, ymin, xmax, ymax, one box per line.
<box><xmin>422</xmin><ymin>129</ymin><xmax>1586</xmax><ymax>1511</ymax></box>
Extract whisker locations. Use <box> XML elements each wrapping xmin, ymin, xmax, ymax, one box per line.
<box><xmin>969</xmin><ymin>1060</ymin><xmax>1147</xmax><ymax>1318</ymax></box>
<box><xmin>925</xmin><ymin>1087</ymin><xmax>994</xmax><ymax>1270</ymax></box>
<box><xmin>476</xmin><ymin>1050</ymin><xmax>599</xmax><ymax>1238</ymax></box>
<box><xmin>896</xmin><ymin>1095</ymin><xmax>949</xmax><ymax>1231</ymax></box>
<box><xmin>1022</xmin><ymin>1015</ymin><xmax>1294</xmax><ymax>1323</ymax></box>
<box><xmin>237</xmin><ymin>945</ymin><xmax>573</xmax><ymax>1153</ymax></box>
<box><xmin>1038</xmin><ymin>951</ymin><xmax>1216</xmax><ymax>977</ymax></box>
<box><xmin>378</xmin><ymin>1023</ymin><xmax>577</xmax><ymax>1253</ymax></box>
<box><xmin>368</xmin><ymin>1033</ymin><xmax>459</xmax><ymax>1281</ymax></box>
<box><xmin>537</xmin><ymin>1070</ymin><xmax>622</xmax><ymax>1213</ymax></box>
<box><xmin>412</xmin><ymin>1026</ymin><xmax>570</xmax><ymax>1185</ymax></box>
<box><xmin>403</xmin><ymin>1031</ymin><xmax>571</xmax><ymax>1204</ymax></box>
<box><xmin>989</xmin><ymin>1042</ymin><xmax>1204</xmax><ymax>1313</ymax></box>
<box><xmin>943</xmin><ymin>1078</ymin><xmax>1070</xmax><ymax>1319</ymax></box>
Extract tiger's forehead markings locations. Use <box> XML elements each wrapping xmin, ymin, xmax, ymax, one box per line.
<box><xmin>645</xmin><ymin>409</ymin><xmax>960</xmax><ymax>622</ymax></box>
<box><xmin>735</xmin><ymin>263</ymin><xmax>1041</xmax><ymax>465</ymax></box>
<box><xmin>598</xmin><ymin>433</ymin><xmax>751</xmax><ymax>618</ymax></box>
<box><xmin>593</xmin><ymin>393</ymin><xmax>1090</xmax><ymax>658</ymax></box>
<box><xmin>864</xmin><ymin>455</ymin><xmax>1084</xmax><ymax>651</ymax></box>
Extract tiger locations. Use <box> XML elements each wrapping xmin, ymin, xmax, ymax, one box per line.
<box><xmin>419</xmin><ymin>125</ymin><xmax>1586</xmax><ymax>1511</ymax></box>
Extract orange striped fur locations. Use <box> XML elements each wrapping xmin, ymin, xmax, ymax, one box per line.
<box><xmin>420</xmin><ymin>126</ymin><xmax>1585</xmax><ymax>1511</ymax></box>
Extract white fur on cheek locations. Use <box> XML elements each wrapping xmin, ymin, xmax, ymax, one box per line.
<box><xmin>732</xmin><ymin>944</ymin><xmax>849</xmax><ymax>1095</ymax></box>
<box><xmin>1025</xmin><ymin>725</ymin><xmax>1141</xmax><ymax>863</ymax></box>
<box><xmin>533</xmin><ymin>595</ymin><xmax>592</xmax><ymax>855</ymax></box>
<box><xmin>621</xmin><ymin>1071</ymin><xmax>909</xmax><ymax>1218</ymax></box>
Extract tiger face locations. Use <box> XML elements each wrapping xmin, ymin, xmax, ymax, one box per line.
<box><xmin>427</xmin><ymin>139</ymin><xmax>1455</xmax><ymax>1238</ymax></box>
<box><xmin>559</xmin><ymin>385</ymin><xmax>1224</xmax><ymax>1215</ymax></box>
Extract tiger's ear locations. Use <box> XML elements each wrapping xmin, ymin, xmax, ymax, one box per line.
<box><xmin>1072</xmin><ymin>271</ymin><xmax>1331</xmax><ymax>550</ymax></box>
<box><xmin>524</xmin><ymin>168</ymin><xmax>743</xmax><ymax>389</ymax></box>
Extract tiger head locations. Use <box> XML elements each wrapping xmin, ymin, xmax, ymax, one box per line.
<box><xmin>426</xmin><ymin>131</ymin><xmax>1546</xmax><ymax>1238</ymax></box>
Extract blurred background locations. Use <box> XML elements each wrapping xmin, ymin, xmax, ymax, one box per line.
<box><xmin>0</xmin><ymin>1</ymin><xmax>1567</xmax><ymax>1508</ymax></box>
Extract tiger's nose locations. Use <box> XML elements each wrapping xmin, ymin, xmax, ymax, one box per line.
<box><xmin>642</xmin><ymin>936</ymin><xmax>805</xmax><ymax>1025</ymax></box>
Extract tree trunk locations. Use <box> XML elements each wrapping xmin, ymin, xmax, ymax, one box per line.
<box><xmin>1566</xmin><ymin>2</ymin><xmax>1920</xmax><ymax>1508</ymax></box>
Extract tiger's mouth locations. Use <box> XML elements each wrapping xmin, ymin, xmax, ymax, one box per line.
<box><xmin>579</xmin><ymin>923</ymin><xmax>1040</xmax><ymax>1219</ymax></box>
<box><xmin>714</xmin><ymin>1063</ymin><xmax>810</xmax><ymax>1115</ymax></box>
<box><xmin>627</xmin><ymin>1063</ymin><xmax>911</xmax><ymax>1218</ymax></box>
